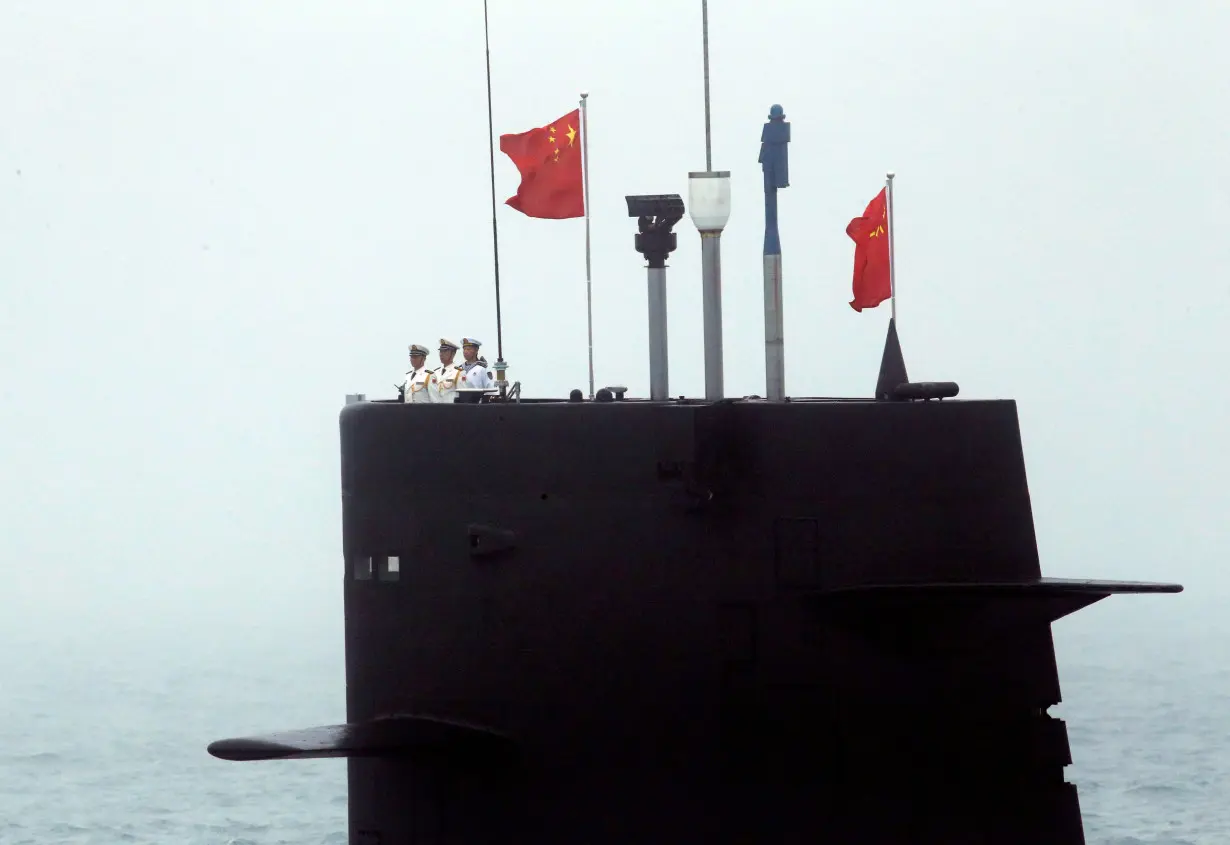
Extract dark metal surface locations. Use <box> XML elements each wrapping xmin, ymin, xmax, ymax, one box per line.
<box><xmin>627</xmin><ymin>194</ymin><xmax>684</xmax><ymax>269</ymax></box>
<box><xmin>759</xmin><ymin>103</ymin><xmax>790</xmax><ymax>255</ymax></box>
<box><xmin>211</xmin><ymin>382</ymin><xmax>1182</xmax><ymax>843</ymax></box>
<box><xmin>206</xmin><ymin>716</ymin><xmax>517</xmax><ymax>763</ymax></box>
<box><xmin>876</xmin><ymin>316</ymin><xmax>909</xmax><ymax>399</ymax></box>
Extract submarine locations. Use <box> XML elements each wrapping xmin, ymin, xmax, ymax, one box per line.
<box><xmin>208</xmin><ymin>335</ymin><xmax>1182</xmax><ymax>841</ymax></box>
<box><xmin>208</xmin><ymin>262</ymin><xmax>1182</xmax><ymax>844</ymax></box>
<box><xmin>207</xmin><ymin>35</ymin><xmax>1182</xmax><ymax>838</ymax></box>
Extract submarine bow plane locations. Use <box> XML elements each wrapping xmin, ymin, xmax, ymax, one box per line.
<box><xmin>208</xmin><ymin>321</ymin><xmax>1182</xmax><ymax>845</ymax></box>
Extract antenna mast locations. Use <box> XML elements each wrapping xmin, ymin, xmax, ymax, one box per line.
<box><xmin>702</xmin><ymin>0</ymin><xmax>712</xmax><ymax>171</ymax></box>
<box><xmin>483</xmin><ymin>0</ymin><xmax>508</xmax><ymax>396</ymax></box>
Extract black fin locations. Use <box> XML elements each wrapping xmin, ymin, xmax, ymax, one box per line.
<box><xmin>207</xmin><ymin>714</ymin><xmax>517</xmax><ymax>763</ymax></box>
<box><xmin>875</xmin><ymin>318</ymin><xmax>909</xmax><ymax>400</ymax></box>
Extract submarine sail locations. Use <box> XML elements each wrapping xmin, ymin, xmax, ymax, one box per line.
<box><xmin>209</xmin><ymin>323</ymin><xmax>1181</xmax><ymax>842</ymax></box>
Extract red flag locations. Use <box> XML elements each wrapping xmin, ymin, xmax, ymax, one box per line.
<box><xmin>846</xmin><ymin>187</ymin><xmax>891</xmax><ymax>312</ymax></box>
<box><xmin>499</xmin><ymin>108</ymin><xmax>585</xmax><ymax>219</ymax></box>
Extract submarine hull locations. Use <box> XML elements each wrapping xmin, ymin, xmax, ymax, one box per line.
<box><xmin>331</xmin><ymin>396</ymin><xmax>1169</xmax><ymax>843</ymax></box>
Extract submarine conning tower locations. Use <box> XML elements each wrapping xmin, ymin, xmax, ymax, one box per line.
<box><xmin>208</xmin><ymin>318</ymin><xmax>1182</xmax><ymax>845</ymax></box>
<box><xmin>207</xmin><ymin>192</ymin><xmax>1182</xmax><ymax>843</ymax></box>
<box><xmin>328</xmin><ymin>370</ymin><xmax>1182</xmax><ymax>844</ymax></box>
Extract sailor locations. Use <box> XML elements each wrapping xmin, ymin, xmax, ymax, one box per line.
<box><xmin>432</xmin><ymin>338</ymin><xmax>463</xmax><ymax>403</ymax></box>
<box><xmin>460</xmin><ymin>337</ymin><xmax>494</xmax><ymax>392</ymax></box>
<box><xmin>400</xmin><ymin>344</ymin><xmax>435</xmax><ymax>404</ymax></box>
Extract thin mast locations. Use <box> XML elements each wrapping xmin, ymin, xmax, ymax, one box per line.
<box><xmin>580</xmin><ymin>92</ymin><xmax>594</xmax><ymax>399</ymax></box>
<box><xmin>702</xmin><ymin>0</ymin><xmax>712</xmax><ymax>171</ymax></box>
<box><xmin>886</xmin><ymin>171</ymin><xmax>896</xmax><ymax>324</ymax></box>
<box><xmin>483</xmin><ymin>0</ymin><xmax>506</xmax><ymax>378</ymax></box>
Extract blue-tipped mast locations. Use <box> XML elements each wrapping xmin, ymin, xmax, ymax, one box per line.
<box><xmin>760</xmin><ymin>104</ymin><xmax>790</xmax><ymax>254</ymax></box>
<box><xmin>760</xmin><ymin>104</ymin><xmax>791</xmax><ymax>400</ymax></box>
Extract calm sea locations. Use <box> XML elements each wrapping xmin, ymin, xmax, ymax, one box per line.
<box><xmin>2</xmin><ymin>601</ymin><xmax>1225</xmax><ymax>845</ymax></box>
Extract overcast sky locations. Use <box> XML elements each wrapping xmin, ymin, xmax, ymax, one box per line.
<box><xmin>2</xmin><ymin>0</ymin><xmax>1226</xmax><ymax>646</ymax></box>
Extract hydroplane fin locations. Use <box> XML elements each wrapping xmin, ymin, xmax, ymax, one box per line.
<box><xmin>207</xmin><ymin>714</ymin><xmax>516</xmax><ymax>763</ymax></box>
<box><xmin>812</xmin><ymin>576</ymin><xmax>1183</xmax><ymax>626</ymax></box>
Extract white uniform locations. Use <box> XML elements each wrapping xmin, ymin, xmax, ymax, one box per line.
<box><xmin>433</xmin><ymin>362</ymin><xmax>464</xmax><ymax>402</ymax></box>
<box><xmin>403</xmin><ymin>366</ymin><xmax>435</xmax><ymax>403</ymax></box>
<box><xmin>462</xmin><ymin>360</ymin><xmax>494</xmax><ymax>390</ymax></box>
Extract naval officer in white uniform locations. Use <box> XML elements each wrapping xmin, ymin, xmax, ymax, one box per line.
<box><xmin>432</xmin><ymin>338</ymin><xmax>463</xmax><ymax>403</ymax></box>
<box><xmin>460</xmin><ymin>337</ymin><xmax>493</xmax><ymax>391</ymax></box>
<box><xmin>400</xmin><ymin>344</ymin><xmax>435</xmax><ymax>404</ymax></box>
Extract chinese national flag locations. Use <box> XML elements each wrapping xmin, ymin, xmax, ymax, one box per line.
<box><xmin>499</xmin><ymin>108</ymin><xmax>585</xmax><ymax>219</ymax></box>
<box><xmin>846</xmin><ymin>187</ymin><xmax>891</xmax><ymax>312</ymax></box>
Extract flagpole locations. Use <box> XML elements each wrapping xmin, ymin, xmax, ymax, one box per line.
<box><xmin>483</xmin><ymin>0</ymin><xmax>508</xmax><ymax>395</ymax></box>
<box><xmin>886</xmin><ymin>171</ymin><xmax>896</xmax><ymax>324</ymax></box>
<box><xmin>580</xmin><ymin>92</ymin><xmax>594</xmax><ymax>400</ymax></box>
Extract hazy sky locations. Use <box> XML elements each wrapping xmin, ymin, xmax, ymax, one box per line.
<box><xmin>2</xmin><ymin>1</ymin><xmax>1226</xmax><ymax>645</ymax></box>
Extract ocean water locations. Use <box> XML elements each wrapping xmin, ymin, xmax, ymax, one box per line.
<box><xmin>2</xmin><ymin>604</ymin><xmax>1226</xmax><ymax>845</ymax></box>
